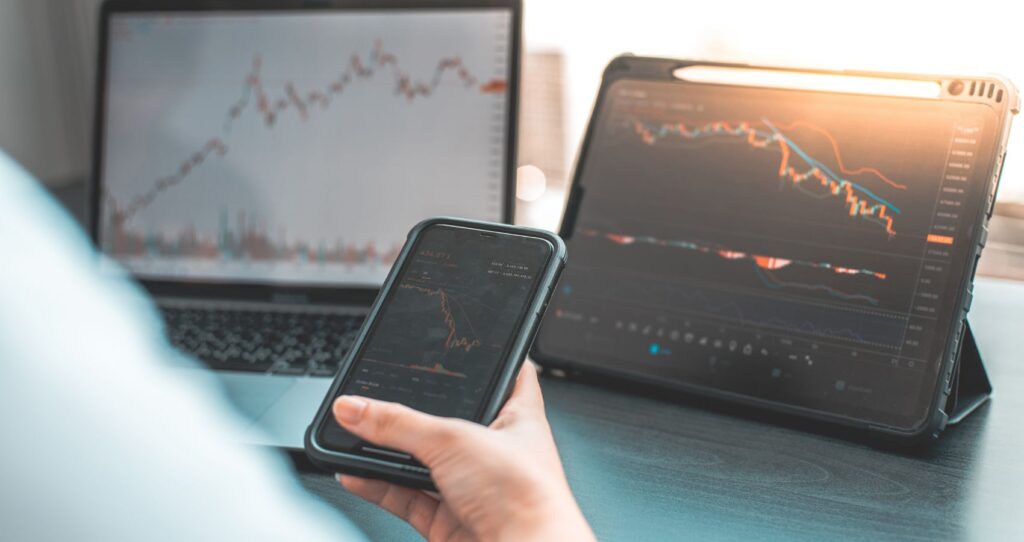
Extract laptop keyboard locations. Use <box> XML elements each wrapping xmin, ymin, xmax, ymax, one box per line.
<box><xmin>162</xmin><ymin>306</ymin><xmax>365</xmax><ymax>376</ymax></box>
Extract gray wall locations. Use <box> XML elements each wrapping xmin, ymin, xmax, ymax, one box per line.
<box><xmin>0</xmin><ymin>0</ymin><xmax>99</xmax><ymax>186</ymax></box>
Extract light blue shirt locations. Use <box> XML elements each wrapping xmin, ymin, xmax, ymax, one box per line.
<box><xmin>0</xmin><ymin>151</ymin><xmax>365</xmax><ymax>541</ymax></box>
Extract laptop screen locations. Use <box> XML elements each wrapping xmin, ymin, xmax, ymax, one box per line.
<box><xmin>96</xmin><ymin>8</ymin><xmax>513</xmax><ymax>287</ymax></box>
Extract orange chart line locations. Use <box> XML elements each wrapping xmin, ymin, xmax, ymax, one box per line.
<box><xmin>399</xmin><ymin>283</ymin><xmax>482</xmax><ymax>352</ymax></box>
<box><xmin>407</xmin><ymin>362</ymin><xmax>468</xmax><ymax>378</ymax></box>
<box><xmin>771</xmin><ymin>120</ymin><xmax>908</xmax><ymax>190</ymax></box>
<box><xmin>365</xmin><ymin>358</ymin><xmax>467</xmax><ymax>378</ymax></box>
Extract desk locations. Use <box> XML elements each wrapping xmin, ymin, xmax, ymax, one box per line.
<box><xmin>295</xmin><ymin>278</ymin><xmax>1024</xmax><ymax>541</ymax></box>
<box><xmin>45</xmin><ymin>183</ymin><xmax>1023</xmax><ymax>540</ymax></box>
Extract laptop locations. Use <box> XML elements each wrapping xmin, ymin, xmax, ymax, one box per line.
<box><xmin>89</xmin><ymin>0</ymin><xmax>521</xmax><ymax>448</ymax></box>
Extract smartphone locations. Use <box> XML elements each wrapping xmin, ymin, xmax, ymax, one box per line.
<box><xmin>305</xmin><ymin>218</ymin><xmax>566</xmax><ymax>488</ymax></box>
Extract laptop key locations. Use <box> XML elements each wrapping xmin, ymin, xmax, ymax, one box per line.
<box><xmin>162</xmin><ymin>305</ymin><xmax>365</xmax><ymax>374</ymax></box>
<box><xmin>311</xmin><ymin>366</ymin><xmax>338</xmax><ymax>377</ymax></box>
<box><xmin>209</xmin><ymin>359</ymin><xmax>273</xmax><ymax>373</ymax></box>
<box><xmin>271</xmin><ymin>365</ymin><xmax>307</xmax><ymax>376</ymax></box>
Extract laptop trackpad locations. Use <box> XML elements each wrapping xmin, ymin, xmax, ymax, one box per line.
<box><xmin>217</xmin><ymin>373</ymin><xmax>296</xmax><ymax>424</ymax></box>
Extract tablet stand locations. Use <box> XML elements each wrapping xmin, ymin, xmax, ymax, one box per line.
<box><xmin>945</xmin><ymin>321</ymin><xmax>993</xmax><ymax>424</ymax></box>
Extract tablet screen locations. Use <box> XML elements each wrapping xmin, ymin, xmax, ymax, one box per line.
<box><xmin>536</xmin><ymin>77</ymin><xmax>999</xmax><ymax>429</ymax></box>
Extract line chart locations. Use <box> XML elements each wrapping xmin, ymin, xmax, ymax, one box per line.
<box><xmin>631</xmin><ymin>118</ymin><xmax>904</xmax><ymax>237</ymax></box>
<box><xmin>578</xmin><ymin>228</ymin><xmax>887</xmax><ymax>305</ymax></box>
<box><xmin>399</xmin><ymin>282</ymin><xmax>483</xmax><ymax>353</ymax></box>
<box><xmin>753</xmin><ymin>267</ymin><xmax>878</xmax><ymax>305</ymax></box>
<box><xmin>111</xmin><ymin>40</ymin><xmax>507</xmax><ymax>226</ymax></box>
<box><xmin>406</xmin><ymin>362</ymin><xmax>468</xmax><ymax>378</ymax></box>
<box><xmin>365</xmin><ymin>358</ymin><xmax>468</xmax><ymax>378</ymax></box>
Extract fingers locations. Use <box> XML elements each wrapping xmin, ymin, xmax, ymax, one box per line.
<box><xmin>504</xmin><ymin>361</ymin><xmax>546</xmax><ymax>415</ymax></box>
<box><xmin>333</xmin><ymin>395</ymin><xmax>470</xmax><ymax>461</ymax></box>
<box><xmin>337</xmin><ymin>475</ymin><xmax>440</xmax><ymax>538</ymax></box>
<box><xmin>489</xmin><ymin>362</ymin><xmax>547</xmax><ymax>431</ymax></box>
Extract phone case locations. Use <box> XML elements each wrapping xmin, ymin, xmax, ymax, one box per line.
<box><xmin>306</xmin><ymin>217</ymin><xmax>566</xmax><ymax>489</ymax></box>
<box><xmin>531</xmin><ymin>56</ymin><xmax>1018</xmax><ymax>442</ymax></box>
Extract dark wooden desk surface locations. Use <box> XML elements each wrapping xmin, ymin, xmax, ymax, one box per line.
<box><xmin>295</xmin><ymin>278</ymin><xmax>1024</xmax><ymax>541</ymax></box>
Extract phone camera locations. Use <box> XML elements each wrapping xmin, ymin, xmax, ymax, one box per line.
<box><xmin>948</xmin><ymin>80</ymin><xmax>965</xmax><ymax>96</ymax></box>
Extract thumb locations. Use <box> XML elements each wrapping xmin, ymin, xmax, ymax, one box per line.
<box><xmin>332</xmin><ymin>396</ymin><xmax>472</xmax><ymax>463</ymax></box>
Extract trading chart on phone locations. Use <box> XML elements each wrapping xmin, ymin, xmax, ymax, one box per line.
<box><xmin>98</xmin><ymin>11</ymin><xmax>511</xmax><ymax>285</ymax></box>
<box><xmin>336</xmin><ymin>226</ymin><xmax>549</xmax><ymax>419</ymax></box>
<box><xmin>538</xmin><ymin>80</ymin><xmax>996</xmax><ymax>423</ymax></box>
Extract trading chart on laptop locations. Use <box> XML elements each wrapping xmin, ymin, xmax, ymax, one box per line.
<box><xmin>98</xmin><ymin>10</ymin><xmax>512</xmax><ymax>285</ymax></box>
<box><xmin>538</xmin><ymin>79</ymin><xmax>997</xmax><ymax>424</ymax></box>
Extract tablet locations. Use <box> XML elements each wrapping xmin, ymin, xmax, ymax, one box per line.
<box><xmin>533</xmin><ymin>57</ymin><xmax>1017</xmax><ymax>438</ymax></box>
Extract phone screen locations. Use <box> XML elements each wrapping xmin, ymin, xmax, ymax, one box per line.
<box><xmin>317</xmin><ymin>224</ymin><xmax>553</xmax><ymax>456</ymax></box>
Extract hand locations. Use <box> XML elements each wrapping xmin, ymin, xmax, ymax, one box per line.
<box><xmin>331</xmin><ymin>362</ymin><xmax>595</xmax><ymax>542</ymax></box>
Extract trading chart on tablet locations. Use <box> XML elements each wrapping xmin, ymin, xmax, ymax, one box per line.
<box><xmin>98</xmin><ymin>11</ymin><xmax>512</xmax><ymax>285</ymax></box>
<box><xmin>539</xmin><ymin>79</ymin><xmax>996</xmax><ymax>422</ymax></box>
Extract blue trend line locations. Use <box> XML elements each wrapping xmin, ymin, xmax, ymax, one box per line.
<box><xmin>760</xmin><ymin>118</ymin><xmax>901</xmax><ymax>215</ymax></box>
<box><xmin>753</xmin><ymin>266</ymin><xmax>880</xmax><ymax>305</ymax></box>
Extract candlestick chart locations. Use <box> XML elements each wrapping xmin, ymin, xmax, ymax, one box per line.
<box><xmin>569</xmin><ymin>108</ymin><xmax>927</xmax><ymax>320</ymax></box>
<box><xmin>631</xmin><ymin>117</ymin><xmax>905</xmax><ymax>237</ymax></box>
<box><xmin>110</xmin><ymin>41</ymin><xmax>505</xmax><ymax>228</ymax></box>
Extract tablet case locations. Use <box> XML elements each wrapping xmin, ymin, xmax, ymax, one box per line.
<box><xmin>533</xmin><ymin>56</ymin><xmax>1014</xmax><ymax>441</ymax></box>
<box><xmin>944</xmin><ymin>321</ymin><xmax>991</xmax><ymax>425</ymax></box>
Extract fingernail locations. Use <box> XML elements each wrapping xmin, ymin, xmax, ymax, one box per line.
<box><xmin>333</xmin><ymin>396</ymin><xmax>368</xmax><ymax>425</ymax></box>
<box><xmin>334</xmin><ymin>473</ymin><xmax>345</xmax><ymax>483</ymax></box>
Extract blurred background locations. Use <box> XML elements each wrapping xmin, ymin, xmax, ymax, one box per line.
<box><xmin>3</xmin><ymin>0</ymin><xmax>1022</xmax><ymax>278</ymax></box>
